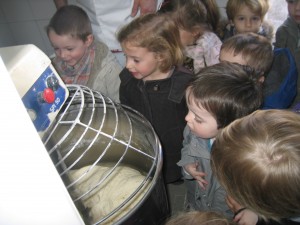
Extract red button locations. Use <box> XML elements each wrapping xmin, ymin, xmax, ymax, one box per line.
<box><xmin>43</xmin><ymin>88</ymin><xmax>55</xmax><ymax>103</ymax></box>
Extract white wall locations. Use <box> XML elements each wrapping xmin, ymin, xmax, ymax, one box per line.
<box><xmin>0</xmin><ymin>0</ymin><xmax>57</xmax><ymax>56</ymax></box>
<box><xmin>266</xmin><ymin>0</ymin><xmax>288</xmax><ymax>32</ymax></box>
<box><xmin>0</xmin><ymin>0</ymin><xmax>74</xmax><ymax>56</ymax></box>
<box><xmin>0</xmin><ymin>0</ymin><xmax>288</xmax><ymax>57</ymax></box>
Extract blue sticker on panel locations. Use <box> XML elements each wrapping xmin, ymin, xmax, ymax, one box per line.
<box><xmin>22</xmin><ymin>66</ymin><xmax>67</xmax><ymax>132</ymax></box>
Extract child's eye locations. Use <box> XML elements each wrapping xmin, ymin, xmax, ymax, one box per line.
<box><xmin>67</xmin><ymin>48</ymin><xmax>74</xmax><ymax>51</ymax></box>
<box><xmin>252</xmin><ymin>17</ymin><xmax>261</xmax><ymax>21</ymax></box>
<box><xmin>194</xmin><ymin>117</ymin><xmax>203</xmax><ymax>123</ymax></box>
<box><xmin>134</xmin><ymin>59</ymin><xmax>140</xmax><ymax>63</ymax></box>
<box><xmin>237</xmin><ymin>17</ymin><xmax>245</xmax><ymax>21</ymax></box>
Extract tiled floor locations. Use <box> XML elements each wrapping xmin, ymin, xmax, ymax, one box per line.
<box><xmin>166</xmin><ymin>182</ymin><xmax>186</xmax><ymax>216</ymax></box>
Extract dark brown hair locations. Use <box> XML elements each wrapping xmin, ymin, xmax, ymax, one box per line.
<box><xmin>186</xmin><ymin>62</ymin><xmax>263</xmax><ymax>128</ymax></box>
<box><xmin>47</xmin><ymin>5</ymin><xmax>92</xmax><ymax>41</ymax></box>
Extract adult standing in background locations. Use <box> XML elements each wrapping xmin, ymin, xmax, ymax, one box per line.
<box><xmin>274</xmin><ymin>0</ymin><xmax>300</xmax><ymax>108</ymax></box>
<box><xmin>53</xmin><ymin>0</ymin><xmax>163</xmax><ymax>66</ymax></box>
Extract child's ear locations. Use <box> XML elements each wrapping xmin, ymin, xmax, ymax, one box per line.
<box><xmin>156</xmin><ymin>53</ymin><xmax>164</xmax><ymax>62</ymax></box>
<box><xmin>259</xmin><ymin>76</ymin><xmax>265</xmax><ymax>83</ymax></box>
<box><xmin>229</xmin><ymin>20</ymin><xmax>234</xmax><ymax>26</ymax></box>
<box><xmin>85</xmin><ymin>34</ymin><xmax>94</xmax><ymax>47</ymax></box>
<box><xmin>192</xmin><ymin>30</ymin><xmax>201</xmax><ymax>40</ymax></box>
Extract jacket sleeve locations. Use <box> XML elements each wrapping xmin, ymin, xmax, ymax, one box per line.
<box><xmin>97</xmin><ymin>50</ymin><xmax>122</xmax><ymax>103</ymax></box>
<box><xmin>90</xmin><ymin>42</ymin><xmax>122</xmax><ymax>103</ymax></box>
<box><xmin>119</xmin><ymin>68</ymin><xmax>131</xmax><ymax>105</ymax></box>
<box><xmin>211</xmin><ymin>183</ymin><xmax>233</xmax><ymax>218</ymax></box>
<box><xmin>177</xmin><ymin>125</ymin><xmax>195</xmax><ymax>179</ymax></box>
<box><xmin>274</xmin><ymin>26</ymin><xmax>288</xmax><ymax>48</ymax></box>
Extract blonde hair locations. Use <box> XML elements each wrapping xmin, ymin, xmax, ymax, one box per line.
<box><xmin>226</xmin><ymin>0</ymin><xmax>270</xmax><ymax>20</ymax></box>
<box><xmin>211</xmin><ymin>109</ymin><xmax>300</xmax><ymax>220</ymax></box>
<box><xmin>117</xmin><ymin>13</ymin><xmax>184</xmax><ymax>73</ymax></box>
<box><xmin>221</xmin><ymin>33</ymin><xmax>273</xmax><ymax>75</ymax></box>
<box><xmin>165</xmin><ymin>211</ymin><xmax>235</xmax><ymax>225</ymax></box>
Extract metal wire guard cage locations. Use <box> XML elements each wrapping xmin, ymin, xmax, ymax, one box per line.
<box><xmin>43</xmin><ymin>85</ymin><xmax>163</xmax><ymax>224</ymax></box>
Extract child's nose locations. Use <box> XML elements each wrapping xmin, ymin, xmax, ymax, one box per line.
<box><xmin>245</xmin><ymin>19</ymin><xmax>252</xmax><ymax>27</ymax></box>
<box><xmin>125</xmin><ymin>58</ymin><xmax>133</xmax><ymax>69</ymax></box>
<box><xmin>59</xmin><ymin>50</ymin><xmax>67</xmax><ymax>59</ymax></box>
<box><xmin>185</xmin><ymin>111</ymin><xmax>192</xmax><ymax>122</ymax></box>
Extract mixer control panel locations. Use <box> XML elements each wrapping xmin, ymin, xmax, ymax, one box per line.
<box><xmin>0</xmin><ymin>44</ymin><xmax>69</xmax><ymax>138</ymax></box>
<box><xmin>22</xmin><ymin>65</ymin><xmax>68</xmax><ymax>134</ymax></box>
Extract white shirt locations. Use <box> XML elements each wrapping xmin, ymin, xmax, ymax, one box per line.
<box><xmin>76</xmin><ymin>0</ymin><xmax>163</xmax><ymax>51</ymax></box>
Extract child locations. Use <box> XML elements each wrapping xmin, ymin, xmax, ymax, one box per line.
<box><xmin>165</xmin><ymin>211</ymin><xmax>235</xmax><ymax>225</ymax></box>
<box><xmin>219</xmin><ymin>33</ymin><xmax>273</xmax><ymax>82</ymax></box>
<box><xmin>117</xmin><ymin>13</ymin><xmax>193</xmax><ymax>184</ymax></box>
<box><xmin>161</xmin><ymin>0</ymin><xmax>222</xmax><ymax>73</ymax></box>
<box><xmin>211</xmin><ymin>109</ymin><xmax>300</xmax><ymax>225</ymax></box>
<box><xmin>274</xmin><ymin>0</ymin><xmax>300</xmax><ymax>108</ymax></box>
<box><xmin>177</xmin><ymin>62</ymin><xmax>263</xmax><ymax>217</ymax></box>
<box><xmin>53</xmin><ymin>0</ymin><xmax>163</xmax><ymax>67</ymax></box>
<box><xmin>47</xmin><ymin>5</ymin><xmax>121</xmax><ymax>102</ymax></box>
<box><xmin>220</xmin><ymin>32</ymin><xmax>297</xmax><ymax>109</ymax></box>
<box><xmin>219</xmin><ymin>0</ymin><xmax>273</xmax><ymax>42</ymax></box>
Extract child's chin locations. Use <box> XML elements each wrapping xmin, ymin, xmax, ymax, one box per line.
<box><xmin>292</xmin><ymin>16</ymin><xmax>300</xmax><ymax>24</ymax></box>
<box><xmin>131</xmin><ymin>72</ymin><xmax>142</xmax><ymax>79</ymax></box>
<box><xmin>67</xmin><ymin>63</ymin><xmax>76</xmax><ymax>67</ymax></box>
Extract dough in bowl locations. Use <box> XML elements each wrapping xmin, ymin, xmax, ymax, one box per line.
<box><xmin>68</xmin><ymin>164</ymin><xmax>150</xmax><ymax>224</ymax></box>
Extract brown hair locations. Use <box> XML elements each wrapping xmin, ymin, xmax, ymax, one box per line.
<box><xmin>221</xmin><ymin>33</ymin><xmax>273</xmax><ymax>75</ymax></box>
<box><xmin>164</xmin><ymin>0</ymin><xmax>220</xmax><ymax>32</ymax></box>
<box><xmin>186</xmin><ymin>62</ymin><xmax>263</xmax><ymax>129</ymax></box>
<box><xmin>117</xmin><ymin>13</ymin><xmax>184</xmax><ymax>73</ymax></box>
<box><xmin>211</xmin><ymin>109</ymin><xmax>300</xmax><ymax>220</ymax></box>
<box><xmin>47</xmin><ymin>5</ymin><xmax>92</xmax><ymax>42</ymax></box>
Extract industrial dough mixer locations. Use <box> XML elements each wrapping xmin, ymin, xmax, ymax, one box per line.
<box><xmin>0</xmin><ymin>44</ymin><xmax>169</xmax><ymax>225</ymax></box>
<box><xmin>43</xmin><ymin>85</ymin><xmax>169</xmax><ymax>224</ymax></box>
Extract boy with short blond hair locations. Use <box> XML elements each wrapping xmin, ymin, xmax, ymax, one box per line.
<box><xmin>211</xmin><ymin>109</ymin><xmax>300</xmax><ymax>225</ymax></box>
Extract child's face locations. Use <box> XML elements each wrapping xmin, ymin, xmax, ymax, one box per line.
<box><xmin>287</xmin><ymin>0</ymin><xmax>300</xmax><ymax>24</ymax></box>
<box><xmin>219</xmin><ymin>49</ymin><xmax>247</xmax><ymax>66</ymax></box>
<box><xmin>185</xmin><ymin>96</ymin><xmax>218</xmax><ymax>139</ymax></box>
<box><xmin>232</xmin><ymin>5</ymin><xmax>262</xmax><ymax>34</ymax></box>
<box><xmin>122</xmin><ymin>43</ymin><xmax>163</xmax><ymax>81</ymax></box>
<box><xmin>48</xmin><ymin>30</ymin><xmax>92</xmax><ymax>67</ymax></box>
<box><xmin>179</xmin><ymin>29</ymin><xmax>199</xmax><ymax>46</ymax></box>
<box><xmin>219</xmin><ymin>49</ymin><xmax>265</xmax><ymax>83</ymax></box>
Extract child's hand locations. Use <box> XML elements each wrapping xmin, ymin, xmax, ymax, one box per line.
<box><xmin>226</xmin><ymin>195</ymin><xmax>258</xmax><ymax>225</ymax></box>
<box><xmin>226</xmin><ymin>195</ymin><xmax>242</xmax><ymax>212</ymax></box>
<box><xmin>184</xmin><ymin>163</ymin><xmax>208</xmax><ymax>190</ymax></box>
<box><xmin>234</xmin><ymin>209</ymin><xmax>258</xmax><ymax>225</ymax></box>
